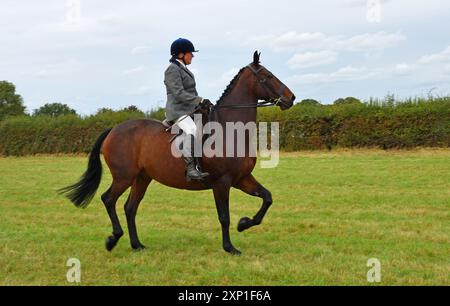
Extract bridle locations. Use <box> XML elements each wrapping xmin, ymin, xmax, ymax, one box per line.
<box><xmin>213</xmin><ymin>64</ymin><xmax>291</xmax><ymax>109</ymax></box>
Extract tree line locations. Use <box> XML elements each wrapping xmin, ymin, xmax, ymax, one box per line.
<box><xmin>1</xmin><ymin>80</ymin><xmax>371</xmax><ymax>120</ymax></box>
<box><xmin>1</xmin><ymin>80</ymin><xmax>449</xmax><ymax>155</ymax></box>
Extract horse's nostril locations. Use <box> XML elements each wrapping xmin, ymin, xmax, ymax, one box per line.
<box><xmin>291</xmin><ymin>95</ymin><xmax>296</xmax><ymax>102</ymax></box>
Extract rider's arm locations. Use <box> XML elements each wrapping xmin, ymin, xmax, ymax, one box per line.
<box><xmin>164</xmin><ymin>65</ymin><xmax>203</xmax><ymax>105</ymax></box>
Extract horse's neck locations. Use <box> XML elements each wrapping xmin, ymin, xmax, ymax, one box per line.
<box><xmin>214</xmin><ymin>78</ymin><xmax>257</xmax><ymax>124</ymax></box>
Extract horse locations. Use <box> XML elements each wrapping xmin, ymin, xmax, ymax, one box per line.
<box><xmin>60</xmin><ymin>51</ymin><xmax>296</xmax><ymax>255</ymax></box>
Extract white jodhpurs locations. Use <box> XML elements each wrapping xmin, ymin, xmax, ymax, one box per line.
<box><xmin>175</xmin><ymin>114</ymin><xmax>197</xmax><ymax>136</ymax></box>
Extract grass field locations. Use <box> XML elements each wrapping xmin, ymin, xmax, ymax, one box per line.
<box><xmin>0</xmin><ymin>149</ymin><xmax>449</xmax><ymax>285</ymax></box>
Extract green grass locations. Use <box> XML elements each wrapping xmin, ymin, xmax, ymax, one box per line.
<box><xmin>0</xmin><ymin>149</ymin><xmax>449</xmax><ymax>285</ymax></box>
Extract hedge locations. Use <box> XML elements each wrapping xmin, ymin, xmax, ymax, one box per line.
<box><xmin>0</xmin><ymin>98</ymin><xmax>449</xmax><ymax>156</ymax></box>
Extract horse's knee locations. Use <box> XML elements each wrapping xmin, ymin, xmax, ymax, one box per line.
<box><xmin>220</xmin><ymin>219</ymin><xmax>230</xmax><ymax>228</ymax></box>
<box><xmin>218</xmin><ymin>214</ymin><xmax>230</xmax><ymax>227</ymax></box>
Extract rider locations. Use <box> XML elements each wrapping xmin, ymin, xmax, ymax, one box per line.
<box><xmin>164</xmin><ymin>38</ymin><xmax>213</xmax><ymax>181</ymax></box>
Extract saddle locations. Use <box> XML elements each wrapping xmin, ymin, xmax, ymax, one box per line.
<box><xmin>162</xmin><ymin>118</ymin><xmax>174</xmax><ymax>129</ymax></box>
<box><xmin>161</xmin><ymin>118</ymin><xmax>183</xmax><ymax>143</ymax></box>
<box><xmin>161</xmin><ymin>106</ymin><xmax>213</xmax><ymax>144</ymax></box>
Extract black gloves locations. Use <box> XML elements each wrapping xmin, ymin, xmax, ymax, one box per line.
<box><xmin>200</xmin><ymin>99</ymin><xmax>214</xmax><ymax>111</ymax></box>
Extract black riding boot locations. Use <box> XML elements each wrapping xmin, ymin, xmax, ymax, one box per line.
<box><xmin>182</xmin><ymin>134</ymin><xmax>209</xmax><ymax>181</ymax></box>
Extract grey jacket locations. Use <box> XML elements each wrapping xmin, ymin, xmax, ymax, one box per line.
<box><xmin>164</xmin><ymin>61</ymin><xmax>203</xmax><ymax>121</ymax></box>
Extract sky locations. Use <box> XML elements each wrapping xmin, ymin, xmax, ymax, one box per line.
<box><xmin>1</xmin><ymin>0</ymin><xmax>450</xmax><ymax>115</ymax></box>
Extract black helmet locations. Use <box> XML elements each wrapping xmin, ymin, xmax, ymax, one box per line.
<box><xmin>170</xmin><ymin>38</ymin><xmax>198</xmax><ymax>56</ymax></box>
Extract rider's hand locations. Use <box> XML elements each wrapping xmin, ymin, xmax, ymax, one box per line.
<box><xmin>200</xmin><ymin>99</ymin><xmax>214</xmax><ymax>111</ymax></box>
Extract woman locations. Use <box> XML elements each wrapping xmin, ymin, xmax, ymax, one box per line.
<box><xmin>164</xmin><ymin>38</ymin><xmax>213</xmax><ymax>181</ymax></box>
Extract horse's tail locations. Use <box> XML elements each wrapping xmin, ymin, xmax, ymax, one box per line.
<box><xmin>59</xmin><ymin>128</ymin><xmax>112</xmax><ymax>208</ymax></box>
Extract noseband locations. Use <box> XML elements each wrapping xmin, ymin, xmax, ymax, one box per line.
<box><xmin>213</xmin><ymin>65</ymin><xmax>291</xmax><ymax>109</ymax></box>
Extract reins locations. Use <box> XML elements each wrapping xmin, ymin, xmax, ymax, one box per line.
<box><xmin>212</xmin><ymin>99</ymin><xmax>282</xmax><ymax>109</ymax></box>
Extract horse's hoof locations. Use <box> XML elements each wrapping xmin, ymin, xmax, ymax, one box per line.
<box><xmin>229</xmin><ymin>248</ymin><xmax>242</xmax><ymax>256</ymax></box>
<box><xmin>132</xmin><ymin>244</ymin><xmax>147</xmax><ymax>251</ymax></box>
<box><xmin>237</xmin><ymin>217</ymin><xmax>252</xmax><ymax>232</ymax></box>
<box><xmin>105</xmin><ymin>236</ymin><xmax>118</xmax><ymax>252</ymax></box>
<box><xmin>224</xmin><ymin>246</ymin><xmax>242</xmax><ymax>256</ymax></box>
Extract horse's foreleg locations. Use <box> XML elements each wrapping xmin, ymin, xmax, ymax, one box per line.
<box><xmin>234</xmin><ymin>174</ymin><xmax>272</xmax><ymax>232</ymax></box>
<box><xmin>124</xmin><ymin>175</ymin><xmax>151</xmax><ymax>251</ymax></box>
<box><xmin>212</xmin><ymin>178</ymin><xmax>241</xmax><ymax>255</ymax></box>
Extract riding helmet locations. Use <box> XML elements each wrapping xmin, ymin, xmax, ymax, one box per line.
<box><xmin>170</xmin><ymin>38</ymin><xmax>199</xmax><ymax>56</ymax></box>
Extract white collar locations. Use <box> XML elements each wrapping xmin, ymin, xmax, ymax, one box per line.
<box><xmin>176</xmin><ymin>59</ymin><xmax>187</xmax><ymax>69</ymax></box>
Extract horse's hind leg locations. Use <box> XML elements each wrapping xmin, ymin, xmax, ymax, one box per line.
<box><xmin>101</xmin><ymin>179</ymin><xmax>132</xmax><ymax>251</ymax></box>
<box><xmin>234</xmin><ymin>174</ymin><xmax>272</xmax><ymax>232</ymax></box>
<box><xmin>124</xmin><ymin>175</ymin><xmax>151</xmax><ymax>250</ymax></box>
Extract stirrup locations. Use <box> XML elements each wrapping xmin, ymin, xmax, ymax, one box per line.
<box><xmin>185</xmin><ymin>164</ymin><xmax>209</xmax><ymax>182</ymax></box>
<box><xmin>185</xmin><ymin>172</ymin><xmax>209</xmax><ymax>182</ymax></box>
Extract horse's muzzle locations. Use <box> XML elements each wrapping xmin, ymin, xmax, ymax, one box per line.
<box><xmin>279</xmin><ymin>94</ymin><xmax>295</xmax><ymax>110</ymax></box>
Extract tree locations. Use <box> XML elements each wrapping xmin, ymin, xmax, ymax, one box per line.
<box><xmin>344</xmin><ymin>97</ymin><xmax>362</xmax><ymax>104</ymax></box>
<box><xmin>147</xmin><ymin>107</ymin><xmax>165</xmax><ymax>120</ymax></box>
<box><xmin>333</xmin><ymin>97</ymin><xmax>362</xmax><ymax>105</ymax></box>
<box><xmin>0</xmin><ymin>81</ymin><xmax>26</xmax><ymax>120</ymax></box>
<box><xmin>33</xmin><ymin>103</ymin><xmax>77</xmax><ymax>117</ymax></box>
<box><xmin>120</xmin><ymin>105</ymin><xmax>145</xmax><ymax>116</ymax></box>
<box><xmin>121</xmin><ymin>105</ymin><xmax>144</xmax><ymax>114</ymax></box>
<box><xmin>96</xmin><ymin>107</ymin><xmax>114</xmax><ymax>115</ymax></box>
<box><xmin>298</xmin><ymin>99</ymin><xmax>321</xmax><ymax>106</ymax></box>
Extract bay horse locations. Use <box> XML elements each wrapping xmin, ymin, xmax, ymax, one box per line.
<box><xmin>61</xmin><ymin>51</ymin><xmax>296</xmax><ymax>255</ymax></box>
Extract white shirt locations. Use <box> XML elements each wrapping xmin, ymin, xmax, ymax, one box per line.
<box><xmin>176</xmin><ymin>59</ymin><xmax>187</xmax><ymax>69</ymax></box>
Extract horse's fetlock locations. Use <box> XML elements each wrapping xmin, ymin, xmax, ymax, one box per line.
<box><xmin>114</xmin><ymin>231</ymin><xmax>124</xmax><ymax>238</ymax></box>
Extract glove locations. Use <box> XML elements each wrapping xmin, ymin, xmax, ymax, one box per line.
<box><xmin>200</xmin><ymin>99</ymin><xmax>214</xmax><ymax>111</ymax></box>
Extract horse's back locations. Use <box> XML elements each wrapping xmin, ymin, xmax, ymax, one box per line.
<box><xmin>102</xmin><ymin>118</ymin><xmax>208</xmax><ymax>190</ymax></box>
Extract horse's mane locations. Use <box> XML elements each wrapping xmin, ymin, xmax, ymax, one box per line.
<box><xmin>216</xmin><ymin>66</ymin><xmax>247</xmax><ymax>105</ymax></box>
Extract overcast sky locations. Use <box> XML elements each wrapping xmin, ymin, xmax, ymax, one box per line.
<box><xmin>1</xmin><ymin>0</ymin><xmax>450</xmax><ymax>115</ymax></box>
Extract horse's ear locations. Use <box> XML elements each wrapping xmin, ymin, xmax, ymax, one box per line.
<box><xmin>253</xmin><ymin>51</ymin><xmax>261</xmax><ymax>66</ymax></box>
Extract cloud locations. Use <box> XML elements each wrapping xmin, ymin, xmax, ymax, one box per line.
<box><xmin>122</xmin><ymin>66</ymin><xmax>146</xmax><ymax>76</ymax></box>
<box><xmin>127</xmin><ymin>85</ymin><xmax>152</xmax><ymax>96</ymax></box>
<box><xmin>393</xmin><ymin>63</ymin><xmax>417</xmax><ymax>76</ymax></box>
<box><xmin>287</xmin><ymin>45</ymin><xmax>450</xmax><ymax>87</ymax></box>
<box><xmin>258</xmin><ymin>31</ymin><xmax>406</xmax><ymax>53</ymax></box>
<box><xmin>207</xmin><ymin>67</ymin><xmax>240</xmax><ymax>89</ymax></box>
<box><xmin>287</xmin><ymin>50</ymin><xmax>338</xmax><ymax>69</ymax></box>
<box><xmin>418</xmin><ymin>45</ymin><xmax>450</xmax><ymax>64</ymax></box>
<box><xmin>1</xmin><ymin>1</ymin><xmax>449</xmax><ymax>113</ymax></box>
<box><xmin>131</xmin><ymin>46</ymin><xmax>152</xmax><ymax>55</ymax></box>
<box><xmin>287</xmin><ymin>65</ymin><xmax>375</xmax><ymax>85</ymax></box>
<box><xmin>271</xmin><ymin>32</ymin><xmax>329</xmax><ymax>52</ymax></box>
<box><xmin>337</xmin><ymin>32</ymin><xmax>406</xmax><ymax>52</ymax></box>
<box><xmin>32</xmin><ymin>69</ymin><xmax>55</xmax><ymax>78</ymax></box>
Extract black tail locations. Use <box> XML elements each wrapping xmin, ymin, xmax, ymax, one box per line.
<box><xmin>59</xmin><ymin>128</ymin><xmax>112</xmax><ymax>208</ymax></box>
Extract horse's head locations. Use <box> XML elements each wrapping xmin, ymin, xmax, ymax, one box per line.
<box><xmin>247</xmin><ymin>51</ymin><xmax>296</xmax><ymax>110</ymax></box>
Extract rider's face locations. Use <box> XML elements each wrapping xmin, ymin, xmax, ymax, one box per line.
<box><xmin>182</xmin><ymin>52</ymin><xmax>194</xmax><ymax>65</ymax></box>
